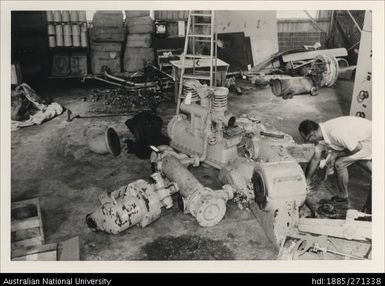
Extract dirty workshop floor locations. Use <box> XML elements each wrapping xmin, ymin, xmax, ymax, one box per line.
<box><xmin>10</xmin><ymin>79</ymin><xmax>371</xmax><ymax>260</ymax></box>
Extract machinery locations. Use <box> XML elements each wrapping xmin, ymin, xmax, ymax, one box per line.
<box><xmin>86</xmin><ymin>149</ymin><xmax>235</xmax><ymax>233</ymax></box>
<box><xmin>86</xmin><ymin>172</ymin><xmax>178</xmax><ymax>234</ymax></box>
<box><xmin>167</xmin><ymin>85</ymin><xmax>313</xmax><ymax>248</ymax></box>
<box><xmin>168</xmin><ymin>86</ymin><xmax>240</xmax><ymax>169</ymax></box>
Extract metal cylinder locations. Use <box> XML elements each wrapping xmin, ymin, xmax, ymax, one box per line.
<box><xmin>161</xmin><ymin>155</ymin><xmax>205</xmax><ymax>198</ymax></box>
<box><xmin>72</xmin><ymin>24</ymin><xmax>80</xmax><ymax>46</ymax></box>
<box><xmin>63</xmin><ymin>24</ymin><xmax>72</xmax><ymax>46</ymax></box>
<box><xmin>46</xmin><ymin>11</ymin><xmax>54</xmax><ymax>22</ymax></box>
<box><xmin>55</xmin><ymin>24</ymin><xmax>63</xmax><ymax>46</ymax></box>
<box><xmin>160</xmin><ymin>155</ymin><xmax>231</xmax><ymax>227</ymax></box>
<box><xmin>80</xmin><ymin>23</ymin><xmax>88</xmax><ymax>47</ymax></box>
<box><xmin>78</xmin><ymin>11</ymin><xmax>87</xmax><ymax>22</ymax></box>
<box><xmin>70</xmin><ymin>11</ymin><xmax>79</xmax><ymax>22</ymax></box>
<box><xmin>211</xmin><ymin>87</ymin><xmax>228</xmax><ymax>113</ymax></box>
<box><xmin>61</xmin><ymin>10</ymin><xmax>70</xmax><ymax>22</ymax></box>
<box><xmin>47</xmin><ymin>24</ymin><xmax>55</xmax><ymax>35</ymax></box>
<box><xmin>48</xmin><ymin>36</ymin><xmax>56</xmax><ymax>48</ymax></box>
<box><xmin>53</xmin><ymin>11</ymin><xmax>62</xmax><ymax>22</ymax></box>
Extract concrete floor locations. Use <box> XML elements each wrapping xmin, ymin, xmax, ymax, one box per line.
<box><xmin>11</xmin><ymin>78</ymin><xmax>371</xmax><ymax>260</ymax></box>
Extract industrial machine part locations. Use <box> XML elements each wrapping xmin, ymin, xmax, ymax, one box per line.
<box><xmin>168</xmin><ymin>87</ymin><xmax>241</xmax><ymax>168</ymax></box>
<box><xmin>270</xmin><ymin>77</ymin><xmax>317</xmax><ymax>99</ymax></box>
<box><xmin>308</xmin><ymin>54</ymin><xmax>339</xmax><ymax>87</ymax></box>
<box><xmin>218</xmin><ymin>157</ymin><xmax>255</xmax><ymax>209</ymax></box>
<box><xmin>86</xmin><ymin>173</ymin><xmax>178</xmax><ymax>234</ymax></box>
<box><xmin>298</xmin><ymin>209</ymin><xmax>372</xmax><ymax>241</ymax></box>
<box><xmin>155</xmin><ymin>154</ymin><xmax>234</xmax><ymax>227</ymax></box>
<box><xmin>85</xmin><ymin>124</ymin><xmax>121</xmax><ymax>156</ymax></box>
<box><xmin>219</xmin><ymin>157</ymin><xmax>307</xmax><ymax>249</ymax></box>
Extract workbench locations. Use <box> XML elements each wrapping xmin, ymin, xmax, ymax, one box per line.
<box><xmin>170</xmin><ymin>58</ymin><xmax>229</xmax><ymax>101</ymax></box>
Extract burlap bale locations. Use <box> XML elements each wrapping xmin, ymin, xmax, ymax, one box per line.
<box><xmin>93</xmin><ymin>11</ymin><xmax>124</xmax><ymax>28</ymax></box>
<box><xmin>126</xmin><ymin>16</ymin><xmax>153</xmax><ymax>34</ymax></box>
<box><xmin>90</xmin><ymin>41</ymin><xmax>122</xmax><ymax>52</ymax></box>
<box><xmin>91</xmin><ymin>51</ymin><xmax>121</xmax><ymax>74</ymax></box>
<box><xmin>124</xmin><ymin>11</ymin><xmax>150</xmax><ymax>18</ymax></box>
<box><xmin>90</xmin><ymin>27</ymin><xmax>125</xmax><ymax>43</ymax></box>
<box><xmin>126</xmin><ymin>34</ymin><xmax>152</xmax><ymax>48</ymax></box>
<box><xmin>123</xmin><ymin>47</ymin><xmax>154</xmax><ymax>72</ymax></box>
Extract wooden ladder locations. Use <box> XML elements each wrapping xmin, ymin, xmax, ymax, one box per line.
<box><xmin>176</xmin><ymin>10</ymin><xmax>217</xmax><ymax>114</ymax></box>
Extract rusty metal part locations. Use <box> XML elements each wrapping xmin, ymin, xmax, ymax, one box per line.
<box><xmin>310</xmin><ymin>54</ymin><xmax>339</xmax><ymax>87</ymax></box>
<box><xmin>270</xmin><ymin>77</ymin><xmax>317</xmax><ymax>99</ymax></box>
<box><xmin>157</xmin><ymin>154</ymin><xmax>234</xmax><ymax>227</ymax></box>
<box><xmin>85</xmin><ymin>124</ymin><xmax>121</xmax><ymax>156</ymax></box>
<box><xmin>86</xmin><ymin>173</ymin><xmax>178</xmax><ymax>234</ymax></box>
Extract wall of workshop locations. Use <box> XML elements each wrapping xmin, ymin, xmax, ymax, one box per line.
<box><xmin>277</xmin><ymin>18</ymin><xmax>329</xmax><ymax>51</ymax></box>
<box><xmin>214</xmin><ymin>11</ymin><xmax>279</xmax><ymax>66</ymax></box>
<box><xmin>154</xmin><ymin>10</ymin><xmax>279</xmax><ymax>66</ymax></box>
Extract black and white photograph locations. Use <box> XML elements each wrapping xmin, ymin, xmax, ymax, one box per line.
<box><xmin>1</xmin><ymin>1</ymin><xmax>384</xmax><ymax>274</ymax></box>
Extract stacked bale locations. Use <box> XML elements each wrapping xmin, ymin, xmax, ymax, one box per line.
<box><xmin>123</xmin><ymin>11</ymin><xmax>154</xmax><ymax>73</ymax></box>
<box><xmin>90</xmin><ymin>11</ymin><xmax>125</xmax><ymax>74</ymax></box>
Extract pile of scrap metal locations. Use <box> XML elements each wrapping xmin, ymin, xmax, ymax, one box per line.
<box><xmin>86</xmin><ymin>85</ymin><xmax>371</xmax><ymax>259</ymax></box>
<box><xmin>11</xmin><ymin>83</ymin><xmax>64</xmax><ymax>131</ymax></box>
<box><xmin>82</xmin><ymin>64</ymin><xmax>174</xmax><ymax>93</ymax></box>
<box><xmin>86</xmin><ymin>87</ymin><xmax>168</xmax><ymax>113</ymax></box>
<box><xmin>244</xmin><ymin>47</ymin><xmax>351</xmax><ymax>99</ymax></box>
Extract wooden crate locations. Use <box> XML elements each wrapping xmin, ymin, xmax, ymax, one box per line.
<box><xmin>11</xmin><ymin>198</ymin><xmax>44</xmax><ymax>249</ymax></box>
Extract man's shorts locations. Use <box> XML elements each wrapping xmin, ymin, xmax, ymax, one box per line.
<box><xmin>315</xmin><ymin>139</ymin><xmax>372</xmax><ymax>168</ymax></box>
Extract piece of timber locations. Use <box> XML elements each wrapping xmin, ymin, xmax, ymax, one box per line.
<box><xmin>281</xmin><ymin>48</ymin><xmax>348</xmax><ymax>63</ymax></box>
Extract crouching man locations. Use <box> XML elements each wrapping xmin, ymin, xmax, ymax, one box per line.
<box><xmin>298</xmin><ymin>116</ymin><xmax>372</xmax><ymax>216</ymax></box>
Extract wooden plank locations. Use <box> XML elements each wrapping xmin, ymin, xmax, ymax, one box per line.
<box><xmin>12</xmin><ymin>236</ymin><xmax>44</xmax><ymax>249</ymax></box>
<box><xmin>12</xmin><ymin>226</ymin><xmax>41</xmax><ymax>242</ymax></box>
<box><xmin>12</xmin><ymin>251</ymin><xmax>56</xmax><ymax>261</ymax></box>
<box><xmin>281</xmin><ymin>48</ymin><xmax>348</xmax><ymax>63</ymax></box>
<box><xmin>11</xmin><ymin>242</ymin><xmax>58</xmax><ymax>259</ymax></box>
<box><xmin>57</xmin><ymin>237</ymin><xmax>80</xmax><ymax>261</ymax></box>
<box><xmin>11</xmin><ymin>198</ymin><xmax>39</xmax><ymax>210</ymax></box>
<box><xmin>11</xmin><ymin>216</ymin><xmax>41</xmax><ymax>232</ymax></box>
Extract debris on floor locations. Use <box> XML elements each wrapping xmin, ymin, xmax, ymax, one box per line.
<box><xmin>11</xmin><ymin>83</ymin><xmax>64</xmax><ymax>130</ymax></box>
<box><xmin>277</xmin><ymin>209</ymin><xmax>372</xmax><ymax>260</ymax></box>
<box><xmin>86</xmin><ymin>88</ymin><xmax>169</xmax><ymax>114</ymax></box>
<box><xmin>142</xmin><ymin>234</ymin><xmax>235</xmax><ymax>260</ymax></box>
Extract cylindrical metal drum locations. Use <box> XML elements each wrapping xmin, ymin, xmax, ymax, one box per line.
<box><xmin>53</xmin><ymin>11</ymin><xmax>62</xmax><ymax>22</ymax></box>
<box><xmin>46</xmin><ymin>11</ymin><xmax>54</xmax><ymax>22</ymax></box>
<box><xmin>63</xmin><ymin>24</ymin><xmax>72</xmax><ymax>46</ymax></box>
<box><xmin>47</xmin><ymin>24</ymin><xmax>55</xmax><ymax>35</ymax></box>
<box><xmin>48</xmin><ymin>36</ymin><xmax>56</xmax><ymax>48</ymax></box>
<box><xmin>72</xmin><ymin>24</ymin><xmax>80</xmax><ymax>47</ymax></box>
<box><xmin>62</xmin><ymin>10</ymin><xmax>70</xmax><ymax>22</ymax></box>
<box><xmin>80</xmin><ymin>23</ymin><xmax>88</xmax><ymax>47</ymax></box>
<box><xmin>70</xmin><ymin>11</ymin><xmax>79</xmax><ymax>22</ymax></box>
<box><xmin>55</xmin><ymin>24</ymin><xmax>63</xmax><ymax>46</ymax></box>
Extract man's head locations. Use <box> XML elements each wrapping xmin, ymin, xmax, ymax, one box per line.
<box><xmin>298</xmin><ymin>120</ymin><xmax>322</xmax><ymax>144</ymax></box>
